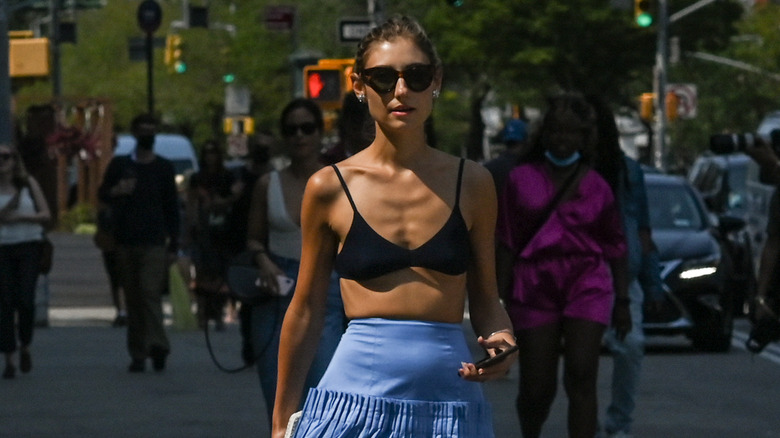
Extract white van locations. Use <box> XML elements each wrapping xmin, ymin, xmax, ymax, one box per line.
<box><xmin>114</xmin><ymin>133</ymin><xmax>199</xmax><ymax>188</ymax></box>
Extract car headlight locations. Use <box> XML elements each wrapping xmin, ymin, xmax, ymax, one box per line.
<box><xmin>678</xmin><ymin>255</ymin><xmax>719</xmax><ymax>280</ymax></box>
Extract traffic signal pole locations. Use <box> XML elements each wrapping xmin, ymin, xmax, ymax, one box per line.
<box><xmin>368</xmin><ymin>0</ymin><xmax>385</xmax><ymax>26</ymax></box>
<box><xmin>653</xmin><ymin>0</ymin><xmax>668</xmax><ymax>170</ymax></box>
<box><xmin>653</xmin><ymin>0</ymin><xmax>721</xmax><ymax>170</ymax></box>
<box><xmin>146</xmin><ymin>31</ymin><xmax>154</xmax><ymax>114</ymax></box>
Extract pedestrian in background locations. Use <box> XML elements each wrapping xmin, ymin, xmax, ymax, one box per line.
<box><xmin>98</xmin><ymin>114</ymin><xmax>179</xmax><ymax>373</ymax></box>
<box><xmin>587</xmin><ymin>96</ymin><xmax>664</xmax><ymax>438</ymax></box>
<box><xmin>745</xmin><ymin>139</ymin><xmax>780</xmax><ymax>349</ymax></box>
<box><xmin>94</xmin><ymin>134</ymin><xmax>127</xmax><ymax>328</ymax></box>
<box><xmin>321</xmin><ymin>92</ymin><xmax>374</xmax><ymax>164</ymax></box>
<box><xmin>484</xmin><ymin>117</ymin><xmax>529</xmax><ymax>196</ymax></box>
<box><xmin>496</xmin><ymin>94</ymin><xmax>630</xmax><ymax>438</ymax></box>
<box><xmin>0</xmin><ymin>143</ymin><xmax>51</xmax><ymax>379</ymax></box>
<box><xmin>224</xmin><ymin>132</ymin><xmax>274</xmax><ymax>364</ymax></box>
<box><xmin>272</xmin><ymin>15</ymin><xmax>516</xmax><ymax>438</ymax></box>
<box><xmin>245</xmin><ymin>98</ymin><xmax>346</xmax><ymax>426</ymax></box>
<box><xmin>186</xmin><ymin>140</ymin><xmax>237</xmax><ymax>331</ymax></box>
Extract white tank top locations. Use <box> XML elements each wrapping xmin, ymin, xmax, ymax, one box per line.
<box><xmin>0</xmin><ymin>187</ymin><xmax>44</xmax><ymax>245</ymax></box>
<box><xmin>266</xmin><ymin>171</ymin><xmax>302</xmax><ymax>260</ymax></box>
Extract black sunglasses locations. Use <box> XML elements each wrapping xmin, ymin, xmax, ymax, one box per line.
<box><xmin>0</xmin><ymin>152</ymin><xmax>12</xmax><ymax>161</ymax></box>
<box><xmin>282</xmin><ymin>122</ymin><xmax>318</xmax><ymax>137</ymax></box>
<box><xmin>361</xmin><ymin>64</ymin><xmax>435</xmax><ymax>94</ymax></box>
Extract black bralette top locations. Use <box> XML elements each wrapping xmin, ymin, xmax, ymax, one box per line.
<box><xmin>332</xmin><ymin>159</ymin><xmax>470</xmax><ymax>281</ymax></box>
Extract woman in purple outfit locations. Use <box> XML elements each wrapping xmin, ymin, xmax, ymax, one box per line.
<box><xmin>496</xmin><ymin>94</ymin><xmax>630</xmax><ymax>438</ymax></box>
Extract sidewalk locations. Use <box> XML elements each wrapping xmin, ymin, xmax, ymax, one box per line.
<box><xmin>2</xmin><ymin>232</ymin><xmax>267</xmax><ymax>438</ymax></box>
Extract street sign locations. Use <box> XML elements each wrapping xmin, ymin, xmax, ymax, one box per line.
<box><xmin>265</xmin><ymin>5</ymin><xmax>296</xmax><ymax>31</ymax></box>
<box><xmin>225</xmin><ymin>85</ymin><xmax>251</xmax><ymax>115</ymax></box>
<box><xmin>667</xmin><ymin>83</ymin><xmax>697</xmax><ymax>119</ymax></box>
<box><xmin>227</xmin><ymin>134</ymin><xmax>248</xmax><ymax>158</ymax></box>
<box><xmin>137</xmin><ymin>0</ymin><xmax>162</xmax><ymax>34</ymax></box>
<box><xmin>339</xmin><ymin>19</ymin><xmax>371</xmax><ymax>43</ymax></box>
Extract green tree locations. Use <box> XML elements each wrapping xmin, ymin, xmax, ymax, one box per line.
<box><xmin>665</xmin><ymin>1</ymin><xmax>780</xmax><ymax>168</ymax></box>
<box><xmin>9</xmin><ymin>0</ymin><xmax>748</xmax><ymax>162</ymax></box>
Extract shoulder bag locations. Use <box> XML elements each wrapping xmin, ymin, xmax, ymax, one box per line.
<box><xmin>26</xmin><ymin>180</ymin><xmax>53</xmax><ymax>274</ymax></box>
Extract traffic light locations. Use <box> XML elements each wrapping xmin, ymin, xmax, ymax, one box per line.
<box><xmin>9</xmin><ymin>36</ymin><xmax>50</xmax><ymax>77</ymax></box>
<box><xmin>223</xmin><ymin>116</ymin><xmax>255</xmax><ymax>135</ymax></box>
<box><xmin>665</xmin><ymin>91</ymin><xmax>679</xmax><ymax>121</ymax></box>
<box><xmin>447</xmin><ymin>0</ymin><xmax>465</xmax><ymax>6</ymax></box>
<box><xmin>639</xmin><ymin>93</ymin><xmax>654</xmax><ymax>121</ymax></box>
<box><xmin>304</xmin><ymin>68</ymin><xmax>342</xmax><ymax>102</ymax></box>
<box><xmin>164</xmin><ymin>34</ymin><xmax>187</xmax><ymax>74</ymax></box>
<box><xmin>302</xmin><ymin>59</ymin><xmax>355</xmax><ymax>110</ymax></box>
<box><xmin>634</xmin><ymin>0</ymin><xmax>654</xmax><ymax>27</ymax></box>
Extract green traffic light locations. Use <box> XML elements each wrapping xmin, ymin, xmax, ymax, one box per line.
<box><xmin>174</xmin><ymin>60</ymin><xmax>187</xmax><ymax>74</ymax></box>
<box><xmin>636</xmin><ymin>12</ymin><xmax>653</xmax><ymax>27</ymax></box>
<box><xmin>223</xmin><ymin>73</ymin><xmax>235</xmax><ymax>83</ymax></box>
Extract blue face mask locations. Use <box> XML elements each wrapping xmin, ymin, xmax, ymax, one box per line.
<box><xmin>545</xmin><ymin>150</ymin><xmax>581</xmax><ymax>167</ymax></box>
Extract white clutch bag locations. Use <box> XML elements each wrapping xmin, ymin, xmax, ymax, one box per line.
<box><xmin>284</xmin><ymin>411</ymin><xmax>303</xmax><ymax>438</ymax></box>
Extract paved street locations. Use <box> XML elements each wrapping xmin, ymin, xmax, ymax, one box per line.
<box><xmin>2</xmin><ymin>231</ymin><xmax>780</xmax><ymax>437</ymax></box>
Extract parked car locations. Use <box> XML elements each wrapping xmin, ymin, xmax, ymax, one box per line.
<box><xmin>643</xmin><ymin>172</ymin><xmax>746</xmax><ymax>352</ymax></box>
<box><xmin>687</xmin><ymin>153</ymin><xmax>764</xmax><ymax>315</ymax></box>
<box><xmin>114</xmin><ymin>133</ymin><xmax>199</xmax><ymax>190</ymax></box>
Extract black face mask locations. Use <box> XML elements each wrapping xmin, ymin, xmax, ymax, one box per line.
<box><xmin>136</xmin><ymin>135</ymin><xmax>155</xmax><ymax>150</ymax></box>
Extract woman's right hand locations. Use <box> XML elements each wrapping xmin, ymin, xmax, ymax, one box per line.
<box><xmin>0</xmin><ymin>192</ymin><xmax>20</xmax><ymax>223</ymax></box>
<box><xmin>255</xmin><ymin>252</ymin><xmax>285</xmax><ymax>295</ymax></box>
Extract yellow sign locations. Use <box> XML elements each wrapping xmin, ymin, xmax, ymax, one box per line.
<box><xmin>9</xmin><ymin>38</ymin><xmax>50</xmax><ymax>77</ymax></box>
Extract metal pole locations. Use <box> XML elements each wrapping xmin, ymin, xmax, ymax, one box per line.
<box><xmin>51</xmin><ymin>0</ymin><xmax>62</xmax><ymax>98</ymax></box>
<box><xmin>653</xmin><ymin>0</ymin><xmax>668</xmax><ymax>170</ymax></box>
<box><xmin>146</xmin><ymin>31</ymin><xmax>154</xmax><ymax>114</ymax></box>
<box><xmin>0</xmin><ymin>1</ymin><xmax>11</xmax><ymax>144</ymax></box>
<box><xmin>368</xmin><ymin>0</ymin><xmax>385</xmax><ymax>26</ymax></box>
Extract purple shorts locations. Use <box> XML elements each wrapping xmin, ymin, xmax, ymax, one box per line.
<box><xmin>507</xmin><ymin>255</ymin><xmax>614</xmax><ymax>330</ymax></box>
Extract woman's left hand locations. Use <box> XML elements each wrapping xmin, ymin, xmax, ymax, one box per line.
<box><xmin>458</xmin><ymin>333</ymin><xmax>518</xmax><ymax>381</ymax></box>
<box><xmin>612</xmin><ymin>302</ymin><xmax>632</xmax><ymax>341</ymax></box>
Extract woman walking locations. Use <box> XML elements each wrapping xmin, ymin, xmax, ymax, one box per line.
<box><xmin>271</xmin><ymin>15</ymin><xmax>516</xmax><ymax>438</ymax></box>
<box><xmin>246</xmin><ymin>98</ymin><xmax>347</xmax><ymax>426</ymax></box>
<box><xmin>0</xmin><ymin>143</ymin><xmax>51</xmax><ymax>379</ymax></box>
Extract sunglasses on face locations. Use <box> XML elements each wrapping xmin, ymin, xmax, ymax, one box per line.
<box><xmin>282</xmin><ymin>122</ymin><xmax>318</xmax><ymax>138</ymax></box>
<box><xmin>360</xmin><ymin>64</ymin><xmax>435</xmax><ymax>94</ymax></box>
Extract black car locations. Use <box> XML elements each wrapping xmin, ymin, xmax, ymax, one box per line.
<box><xmin>643</xmin><ymin>173</ymin><xmax>747</xmax><ymax>352</ymax></box>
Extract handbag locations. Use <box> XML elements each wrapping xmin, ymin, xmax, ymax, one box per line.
<box><xmin>284</xmin><ymin>411</ymin><xmax>303</xmax><ymax>438</ymax></box>
<box><xmin>226</xmin><ymin>250</ymin><xmax>294</xmax><ymax>305</ymax></box>
<box><xmin>93</xmin><ymin>204</ymin><xmax>116</xmax><ymax>252</ymax></box>
<box><xmin>25</xmin><ymin>179</ymin><xmax>53</xmax><ymax>274</ymax></box>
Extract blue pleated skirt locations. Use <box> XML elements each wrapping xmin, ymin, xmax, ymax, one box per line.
<box><xmin>292</xmin><ymin>318</ymin><xmax>495</xmax><ymax>438</ymax></box>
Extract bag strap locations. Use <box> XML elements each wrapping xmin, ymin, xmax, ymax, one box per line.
<box><xmin>516</xmin><ymin>162</ymin><xmax>585</xmax><ymax>257</ymax></box>
<box><xmin>25</xmin><ymin>177</ymin><xmax>51</xmax><ymax>234</ymax></box>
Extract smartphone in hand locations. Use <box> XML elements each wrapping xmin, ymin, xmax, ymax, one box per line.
<box><xmin>475</xmin><ymin>344</ymin><xmax>519</xmax><ymax>369</ymax></box>
<box><xmin>276</xmin><ymin>275</ymin><xmax>295</xmax><ymax>297</ymax></box>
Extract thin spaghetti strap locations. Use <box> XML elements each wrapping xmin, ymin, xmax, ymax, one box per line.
<box><xmin>454</xmin><ymin>158</ymin><xmax>465</xmax><ymax>207</ymax></box>
<box><xmin>331</xmin><ymin>164</ymin><xmax>358</xmax><ymax>212</ymax></box>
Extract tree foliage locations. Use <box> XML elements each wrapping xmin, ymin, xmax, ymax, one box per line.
<box><xmin>665</xmin><ymin>1</ymin><xmax>780</xmax><ymax>168</ymax></box>
<box><xmin>9</xmin><ymin>0</ymin><xmax>756</xmax><ymax>164</ymax></box>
